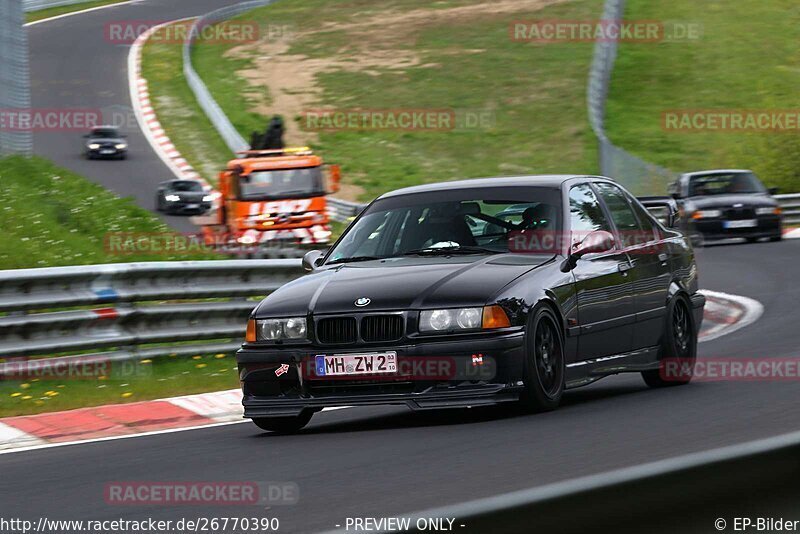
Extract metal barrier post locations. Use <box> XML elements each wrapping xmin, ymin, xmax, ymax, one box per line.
<box><xmin>0</xmin><ymin>0</ymin><xmax>33</xmax><ymax>156</ymax></box>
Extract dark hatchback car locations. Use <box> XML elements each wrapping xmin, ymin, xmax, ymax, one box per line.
<box><xmin>238</xmin><ymin>176</ymin><xmax>705</xmax><ymax>432</ymax></box>
<box><xmin>155</xmin><ymin>179</ymin><xmax>212</xmax><ymax>215</ymax></box>
<box><xmin>83</xmin><ymin>126</ymin><xmax>128</xmax><ymax>160</ymax></box>
<box><xmin>671</xmin><ymin>170</ymin><xmax>782</xmax><ymax>243</ymax></box>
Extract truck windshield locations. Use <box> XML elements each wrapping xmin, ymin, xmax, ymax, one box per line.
<box><xmin>239</xmin><ymin>167</ymin><xmax>323</xmax><ymax>200</ymax></box>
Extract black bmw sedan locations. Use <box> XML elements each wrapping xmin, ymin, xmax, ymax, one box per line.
<box><xmin>155</xmin><ymin>179</ymin><xmax>212</xmax><ymax>215</ymax></box>
<box><xmin>238</xmin><ymin>176</ymin><xmax>706</xmax><ymax>432</ymax></box>
<box><xmin>671</xmin><ymin>170</ymin><xmax>783</xmax><ymax>243</ymax></box>
<box><xmin>83</xmin><ymin>126</ymin><xmax>128</xmax><ymax>160</ymax></box>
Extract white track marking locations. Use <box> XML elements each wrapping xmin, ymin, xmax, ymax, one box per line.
<box><xmin>698</xmin><ymin>290</ymin><xmax>764</xmax><ymax>342</ymax></box>
<box><xmin>0</xmin><ymin>422</ymin><xmax>45</xmax><ymax>450</ymax></box>
<box><xmin>127</xmin><ymin>18</ymin><xmax>206</xmax><ymax>185</ymax></box>
<box><xmin>0</xmin><ymin>407</ymin><xmax>351</xmax><ymax>455</ymax></box>
<box><xmin>784</xmin><ymin>228</ymin><xmax>800</xmax><ymax>239</ymax></box>
<box><xmin>24</xmin><ymin>1</ymin><xmax>131</xmax><ymax>27</ymax></box>
<box><xmin>167</xmin><ymin>388</ymin><xmax>244</xmax><ymax>422</ymax></box>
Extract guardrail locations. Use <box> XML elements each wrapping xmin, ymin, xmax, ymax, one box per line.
<box><xmin>356</xmin><ymin>429</ymin><xmax>800</xmax><ymax>534</ymax></box>
<box><xmin>327</xmin><ymin>197</ymin><xmax>366</xmax><ymax>222</ymax></box>
<box><xmin>777</xmin><ymin>193</ymin><xmax>800</xmax><ymax>225</ymax></box>
<box><xmin>183</xmin><ymin>0</ymin><xmax>275</xmax><ymax>154</ymax></box>
<box><xmin>0</xmin><ymin>260</ymin><xmax>304</xmax><ymax>374</ymax></box>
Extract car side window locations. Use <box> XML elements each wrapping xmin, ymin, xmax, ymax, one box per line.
<box><xmin>594</xmin><ymin>183</ymin><xmax>642</xmax><ymax>236</ymax></box>
<box><xmin>569</xmin><ymin>185</ymin><xmax>613</xmax><ymax>246</ymax></box>
<box><xmin>626</xmin><ymin>194</ymin><xmax>659</xmax><ymax>242</ymax></box>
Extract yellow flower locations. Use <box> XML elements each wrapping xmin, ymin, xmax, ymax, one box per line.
<box><xmin>21</xmin><ymin>395</ymin><xmax>32</xmax><ymax>400</ymax></box>
<box><xmin>31</xmin><ymin>378</ymin><xmax>39</xmax><ymax>382</ymax></box>
<box><xmin>121</xmin><ymin>392</ymin><xmax>133</xmax><ymax>398</ymax></box>
<box><xmin>10</xmin><ymin>392</ymin><xmax>21</xmax><ymax>398</ymax></box>
<box><xmin>192</xmin><ymin>355</ymin><xmax>203</xmax><ymax>360</ymax></box>
<box><xmin>57</xmin><ymin>384</ymin><xmax>65</xmax><ymax>388</ymax></box>
<box><xmin>214</xmin><ymin>354</ymin><xmax>226</xmax><ymax>359</ymax></box>
<box><xmin>169</xmin><ymin>353</ymin><xmax>177</xmax><ymax>358</ymax></box>
<box><xmin>98</xmin><ymin>375</ymin><xmax>108</xmax><ymax>380</ymax></box>
<box><xmin>195</xmin><ymin>363</ymin><xmax>207</xmax><ymax>369</ymax></box>
<box><xmin>34</xmin><ymin>400</ymin><xmax>45</xmax><ymax>406</ymax></box>
<box><xmin>20</xmin><ymin>383</ymin><xmax>30</xmax><ymax>389</ymax></box>
<box><xmin>140</xmin><ymin>359</ymin><xmax>153</xmax><ymax>364</ymax></box>
<box><xmin>44</xmin><ymin>391</ymin><xmax>59</xmax><ymax>397</ymax></box>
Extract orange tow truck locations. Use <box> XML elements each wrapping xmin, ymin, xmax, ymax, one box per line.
<box><xmin>193</xmin><ymin>147</ymin><xmax>341</xmax><ymax>250</ymax></box>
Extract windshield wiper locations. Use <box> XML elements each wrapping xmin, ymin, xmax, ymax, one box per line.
<box><xmin>327</xmin><ymin>255</ymin><xmax>381</xmax><ymax>265</ymax></box>
<box><xmin>403</xmin><ymin>245</ymin><xmax>498</xmax><ymax>256</ymax></box>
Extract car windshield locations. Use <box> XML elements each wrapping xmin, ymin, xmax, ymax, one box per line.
<box><xmin>688</xmin><ymin>172</ymin><xmax>766</xmax><ymax>196</ymax></box>
<box><xmin>239</xmin><ymin>167</ymin><xmax>323</xmax><ymax>200</ymax></box>
<box><xmin>169</xmin><ymin>181</ymin><xmax>203</xmax><ymax>192</ymax></box>
<box><xmin>90</xmin><ymin>128</ymin><xmax>119</xmax><ymax>138</ymax></box>
<box><xmin>326</xmin><ymin>187</ymin><xmax>562</xmax><ymax>264</ymax></box>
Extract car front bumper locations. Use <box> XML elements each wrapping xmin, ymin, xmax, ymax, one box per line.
<box><xmin>690</xmin><ymin>215</ymin><xmax>782</xmax><ymax>240</ymax></box>
<box><xmin>87</xmin><ymin>147</ymin><xmax>126</xmax><ymax>158</ymax></box>
<box><xmin>237</xmin><ymin>330</ymin><xmax>526</xmax><ymax>417</ymax></box>
<box><xmin>165</xmin><ymin>201</ymin><xmax>211</xmax><ymax>214</ymax></box>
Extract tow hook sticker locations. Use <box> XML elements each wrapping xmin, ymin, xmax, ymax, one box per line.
<box><xmin>275</xmin><ymin>363</ymin><xmax>290</xmax><ymax>377</ymax></box>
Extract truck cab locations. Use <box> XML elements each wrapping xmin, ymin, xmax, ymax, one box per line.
<box><xmin>196</xmin><ymin>147</ymin><xmax>340</xmax><ymax>249</ymax></box>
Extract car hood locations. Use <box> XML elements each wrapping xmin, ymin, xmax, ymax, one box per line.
<box><xmin>687</xmin><ymin>193</ymin><xmax>777</xmax><ymax>209</ymax></box>
<box><xmin>254</xmin><ymin>254</ymin><xmax>555</xmax><ymax>317</ymax></box>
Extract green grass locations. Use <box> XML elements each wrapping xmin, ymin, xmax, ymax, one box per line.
<box><xmin>606</xmin><ymin>0</ymin><xmax>800</xmax><ymax>193</ymax></box>
<box><xmin>25</xmin><ymin>0</ymin><xmax>127</xmax><ymax>23</ymax></box>
<box><xmin>140</xmin><ymin>21</ymin><xmax>234</xmax><ymax>183</ymax></box>
<box><xmin>186</xmin><ymin>0</ymin><xmax>602</xmax><ymax>201</ymax></box>
<box><xmin>0</xmin><ymin>353</ymin><xmax>239</xmax><ymax>417</ymax></box>
<box><xmin>0</xmin><ymin>156</ymin><xmax>215</xmax><ymax>269</ymax></box>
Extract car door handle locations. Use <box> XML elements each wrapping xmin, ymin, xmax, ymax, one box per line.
<box><xmin>658</xmin><ymin>253</ymin><xmax>669</xmax><ymax>263</ymax></box>
<box><xmin>618</xmin><ymin>262</ymin><xmax>632</xmax><ymax>273</ymax></box>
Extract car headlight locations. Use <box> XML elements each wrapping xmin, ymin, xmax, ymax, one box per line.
<box><xmin>246</xmin><ymin>318</ymin><xmax>307</xmax><ymax>342</ymax></box>
<box><xmin>202</xmin><ymin>195</ymin><xmax>214</xmax><ymax>202</ymax></box>
<box><xmin>165</xmin><ymin>194</ymin><xmax>180</xmax><ymax>202</ymax></box>
<box><xmin>692</xmin><ymin>209</ymin><xmax>722</xmax><ymax>219</ymax></box>
<box><xmin>419</xmin><ymin>306</ymin><xmax>509</xmax><ymax>333</ymax></box>
<box><xmin>88</xmin><ymin>143</ymin><xmax>100</xmax><ymax>149</ymax></box>
<box><xmin>115</xmin><ymin>143</ymin><xmax>127</xmax><ymax>150</ymax></box>
<box><xmin>756</xmin><ymin>206</ymin><xmax>781</xmax><ymax>216</ymax></box>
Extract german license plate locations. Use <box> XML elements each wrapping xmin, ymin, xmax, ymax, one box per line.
<box><xmin>315</xmin><ymin>352</ymin><xmax>397</xmax><ymax>377</ymax></box>
<box><xmin>187</xmin><ymin>203</ymin><xmax>199</xmax><ymax>209</ymax></box>
<box><xmin>724</xmin><ymin>219</ymin><xmax>757</xmax><ymax>229</ymax></box>
<box><xmin>100</xmin><ymin>149</ymin><xmax>114</xmax><ymax>155</ymax></box>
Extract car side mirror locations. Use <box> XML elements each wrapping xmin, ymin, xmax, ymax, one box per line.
<box><xmin>769</xmin><ymin>187</ymin><xmax>780</xmax><ymax>195</ymax></box>
<box><xmin>302</xmin><ymin>250</ymin><xmax>324</xmax><ymax>272</ymax></box>
<box><xmin>670</xmin><ymin>192</ymin><xmax>681</xmax><ymax>200</ymax></box>
<box><xmin>561</xmin><ymin>230</ymin><xmax>615</xmax><ymax>272</ymax></box>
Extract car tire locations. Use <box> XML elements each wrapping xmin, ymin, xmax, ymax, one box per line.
<box><xmin>770</xmin><ymin>233</ymin><xmax>783</xmax><ymax>242</ymax></box>
<box><xmin>746</xmin><ymin>237</ymin><xmax>760</xmax><ymax>243</ymax></box>
<box><xmin>252</xmin><ymin>411</ymin><xmax>313</xmax><ymax>434</ymax></box>
<box><xmin>642</xmin><ymin>295</ymin><xmax>696</xmax><ymax>388</ymax></box>
<box><xmin>519</xmin><ymin>306</ymin><xmax>565</xmax><ymax>413</ymax></box>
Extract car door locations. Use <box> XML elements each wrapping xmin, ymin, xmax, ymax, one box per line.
<box><xmin>568</xmin><ymin>183</ymin><xmax>634</xmax><ymax>360</ymax></box>
<box><xmin>594</xmin><ymin>182</ymin><xmax>672</xmax><ymax>351</ymax></box>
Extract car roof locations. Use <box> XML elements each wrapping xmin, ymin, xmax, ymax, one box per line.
<box><xmin>90</xmin><ymin>125</ymin><xmax>119</xmax><ymax>131</ymax></box>
<box><xmin>379</xmin><ymin>175</ymin><xmax>607</xmax><ymax>198</ymax></box>
<box><xmin>681</xmin><ymin>169</ymin><xmax>753</xmax><ymax>178</ymax></box>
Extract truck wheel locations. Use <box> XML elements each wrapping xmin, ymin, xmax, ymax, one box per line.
<box><xmin>252</xmin><ymin>411</ymin><xmax>313</xmax><ymax>434</ymax></box>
